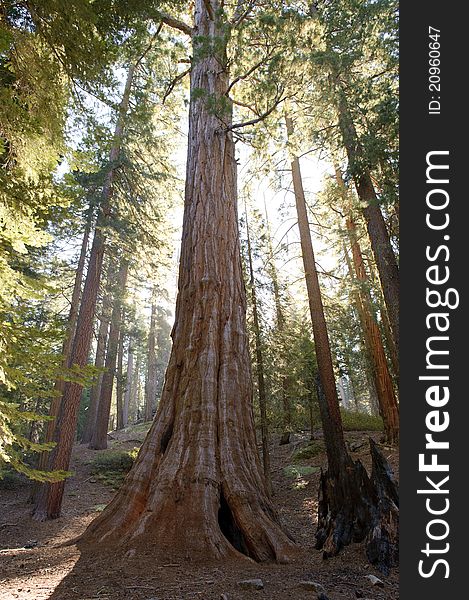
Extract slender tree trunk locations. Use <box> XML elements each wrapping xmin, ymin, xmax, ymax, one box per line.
<box><xmin>334</xmin><ymin>165</ymin><xmax>399</xmax><ymax>443</ymax></box>
<box><xmin>264</xmin><ymin>205</ymin><xmax>292</xmax><ymax>445</ymax></box>
<box><xmin>81</xmin><ymin>2</ymin><xmax>296</xmax><ymax>562</ymax></box>
<box><xmin>245</xmin><ymin>206</ymin><xmax>271</xmax><ymax>496</ymax></box>
<box><xmin>29</xmin><ymin>209</ymin><xmax>92</xmax><ymax>504</ymax></box>
<box><xmin>131</xmin><ymin>354</ymin><xmax>140</xmax><ymax>422</ymax></box>
<box><xmin>90</xmin><ymin>260</ymin><xmax>129</xmax><ymax>450</ymax></box>
<box><xmin>286</xmin><ymin>114</ymin><xmax>398</xmax><ymax>571</ymax></box>
<box><xmin>286</xmin><ymin>114</ymin><xmax>348</xmax><ymax>475</ymax></box>
<box><xmin>81</xmin><ymin>288</ymin><xmax>112</xmax><ymax>444</ymax></box>
<box><xmin>144</xmin><ymin>292</ymin><xmax>158</xmax><ymax>422</ymax></box>
<box><xmin>369</xmin><ymin>259</ymin><xmax>399</xmax><ymax>379</ymax></box>
<box><xmin>334</xmin><ymin>81</ymin><xmax>399</xmax><ymax>354</ymax></box>
<box><xmin>116</xmin><ymin>325</ymin><xmax>125</xmax><ymax>430</ymax></box>
<box><xmin>308</xmin><ymin>389</ymin><xmax>315</xmax><ymax>440</ymax></box>
<box><xmin>122</xmin><ymin>340</ymin><xmax>133</xmax><ymax>428</ymax></box>
<box><xmin>345</xmin><ymin>217</ymin><xmax>399</xmax><ymax>444</ymax></box>
<box><xmin>32</xmin><ymin>64</ymin><xmax>136</xmax><ymax>521</ymax></box>
<box><xmin>37</xmin><ymin>209</ymin><xmax>92</xmax><ymax>466</ymax></box>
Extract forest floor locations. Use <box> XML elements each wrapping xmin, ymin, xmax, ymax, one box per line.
<box><xmin>0</xmin><ymin>426</ymin><xmax>399</xmax><ymax>600</ymax></box>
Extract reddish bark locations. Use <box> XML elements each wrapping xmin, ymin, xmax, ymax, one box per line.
<box><xmin>81</xmin><ymin>288</ymin><xmax>112</xmax><ymax>444</ymax></box>
<box><xmin>32</xmin><ymin>64</ymin><xmax>136</xmax><ymax>520</ymax></box>
<box><xmin>35</xmin><ymin>208</ymin><xmax>91</xmax><ymax>479</ymax></box>
<box><xmin>286</xmin><ymin>114</ymin><xmax>348</xmax><ymax>476</ymax></box>
<box><xmin>81</xmin><ymin>1</ymin><xmax>296</xmax><ymax>562</ymax></box>
<box><xmin>335</xmin><ymin>81</ymin><xmax>399</xmax><ymax>354</ymax></box>
<box><xmin>287</xmin><ymin>115</ymin><xmax>398</xmax><ymax>570</ymax></box>
<box><xmin>89</xmin><ymin>260</ymin><xmax>128</xmax><ymax>450</ymax></box>
<box><xmin>346</xmin><ymin>216</ymin><xmax>399</xmax><ymax>444</ymax></box>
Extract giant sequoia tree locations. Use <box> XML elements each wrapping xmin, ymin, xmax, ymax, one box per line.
<box><xmin>82</xmin><ymin>0</ymin><xmax>296</xmax><ymax>561</ymax></box>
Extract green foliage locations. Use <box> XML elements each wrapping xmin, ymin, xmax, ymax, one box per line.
<box><xmin>292</xmin><ymin>440</ymin><xmax>325</xmax><ymax>462</ymax></box>
<box><xmin>340</xmin><ymin>408</ymin><xmax>383</xmax><ymax>432</ymax></box>
<box><xmin>283</xmin><ymin>464</ymin><xmax>319</xmax><ymax>478</ymax></box>
<box><xmin>0</xmin><ymin>467</ymin><xmax>24</xmax><ymax>489</ymax></box>
<box><xmin>88</xmin><ymin>447</ymin><xmax>138</xmax><ymax>488</ymax></box>
<box><xmin>0</xmin><ymin>400</ymin><xmax>69</xmax><ymax>482</ymax></box>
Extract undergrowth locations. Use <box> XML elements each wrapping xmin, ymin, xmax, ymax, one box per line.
<box><xmin>88</xmin><ymin>447</ymin><xmax>139</xmax><ymax>488</ymax></box>
<box><xmin>340</xmin><ymin>409</ymin><xmax>384</xmax><ymax>432</ymax></box>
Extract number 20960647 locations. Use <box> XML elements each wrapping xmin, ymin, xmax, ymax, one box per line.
<box><xmin>428</xmin><ymin>26</ymin><xmax>441</xmax><ymax>115</ymax></box>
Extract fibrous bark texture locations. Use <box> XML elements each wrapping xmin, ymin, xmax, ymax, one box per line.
<box><xmin>81</xmin><ymin>0</ymin><xmax>296</xmax><ymax>563</ymax></box>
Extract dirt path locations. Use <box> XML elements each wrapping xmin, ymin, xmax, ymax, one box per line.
<box><xmin>0</xmin><ymin>430</ymin><xmax>399</xmax><ymax>600</ymax></box>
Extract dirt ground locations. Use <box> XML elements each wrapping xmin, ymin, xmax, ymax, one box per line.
<box><xmin>0</xmin><ymin>429</ymin><xmax>399</xmax><ymax>600</ymax></box>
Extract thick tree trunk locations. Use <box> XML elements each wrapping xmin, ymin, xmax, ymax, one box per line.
<box><xmin>81</xmin><ymin>288</ymin><xmax>112</xmax><ymax>444</ymax></box>
<box><xmin>245</xmin><ymin>206</ymin><xmax>271</xmax><ymax>496</ymax></box>
<box><xmin>335</xmin><ymin>83</ymin><xmax>399</xmax><ymax>354</ymax></box>
<box><xmin>32</xmin><ymin>64</ymin><xmax>136</xmax><ymax>521</ymax></box>
<box><xmin>90</xmin><ymin>260</ymin><xmax>128</xmax><ymax>450</ymax></box>
<box><xmin>144</xmin><ymin>293</ymin><xmax>158</xmax><ymax>422</ymax></box>
<box><xmin>81</xmin><ymin>2</ymin><xmax>296</xmax><ymax>562</ymax></box>
<box><xmin>345</xmin><ymin>217</ymin><xmax>399</xmax><ymax>444</ymax></box>
<box><xmin>286</xmin><ymin>114</ymin><xmax>398</xmax><ymax>571</ymax></box>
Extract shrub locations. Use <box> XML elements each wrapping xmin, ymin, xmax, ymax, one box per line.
<box><xmin>292</xmin><ymin>440</ymin><xmax>324</xmax><ymax>462</ymax></box>
<box><xmin>283</xmin><ymin>465</ymin><xmax>319</xmax><ymax>478</ymax></box>
<box><xmin>88</xmin><ymin>447</ymin><xmax>138</xmax><ymax>488</ymax></box>
<box><xmin>340</xmin><ymin>409</ymin><xmax>384</xmax><ymax>432</ymax></box>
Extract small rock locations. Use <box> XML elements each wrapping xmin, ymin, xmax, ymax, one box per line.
<box><xmin>365</xmin><ymin>574</ymin><xmax>384</xmax><ymax>587</ymax></box>
<box><xmin>220</xmin><ymin>595</ymin><xmax>229</xmax><ymax>600</ymax></box>
<box><xmin>125</xmin><ymin>548</ymin><xmax>136</xmax><ymax>558</ymax></box>
<box><xmin>24</xmin><ymin>540</ymin><xmax>38</xmax><ymax>549</ymax></box>
<box><xmin>349</xmin><ymin>440</ymin><xmax>366</xmax><ymax>452</ymax></box>
<box><xmin>238</xmin><ymin>578</ymin><xmax>264</xmax><ymax>590</ymax></box>
<box><xmin>318</xmin><ymin>594</ymin><xmax>329</xmax><ymax>600</ymax></box>
<box><xmin>298</xmin><ymin>581</ymin><xmax>326</xmax><ymax>594</ymax></box>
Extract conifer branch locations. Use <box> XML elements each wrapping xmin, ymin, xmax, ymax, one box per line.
<box><xmin>159</xmin><ymin>13</ymin><xmax>193</xmax><ymax>36</ymax></box>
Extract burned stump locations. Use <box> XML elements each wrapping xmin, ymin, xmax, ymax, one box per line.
<box><xmin>315</xmin><ymin>438</ymin><xmax>398</xmax><ymax>574</ymax></box>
